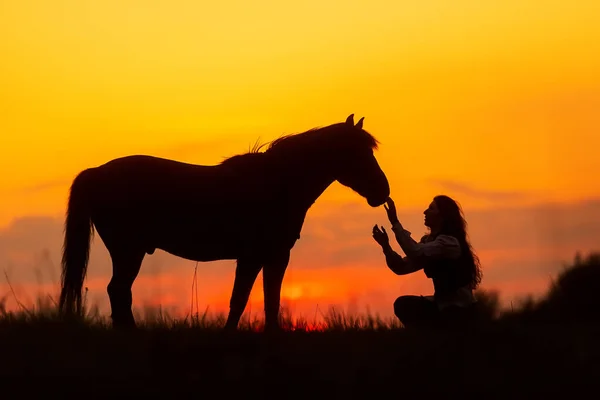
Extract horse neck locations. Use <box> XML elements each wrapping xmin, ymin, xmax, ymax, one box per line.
<box><xmin>274</xmin><ymin>152</ymin><xmax>336</xmax><ymax>212</ymax></box>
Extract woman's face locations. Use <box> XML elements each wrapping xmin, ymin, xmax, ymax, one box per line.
<box><xmin>424</xmin><ymin>200</ymin><xmax>442</xmax><ymax>229</ymax></box>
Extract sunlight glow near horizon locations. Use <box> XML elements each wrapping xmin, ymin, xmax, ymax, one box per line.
<box><xmin>1</xmin><ymin>1</ymin><xmax>599</xmax><ymax>316</ymax></box>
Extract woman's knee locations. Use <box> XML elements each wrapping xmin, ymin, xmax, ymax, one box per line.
<box><xmin>393</xmin><ymin>296</ymin><xmax>407</xmax><ymax>316</ymax></box>
<box><xmin>394</xmin><ymin>295</ymin><xmax>440</xmax><ymax>328</ymax></box>
<box><xmin>393</xmin><ymin>295</ymin><xmax>420</xmax><ymax>319</ymax></box>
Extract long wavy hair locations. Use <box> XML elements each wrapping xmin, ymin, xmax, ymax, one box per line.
<box><xmin>431</xmin><ymin>195</ymin><xmax>483</xmax><ymax>289</ymax></box>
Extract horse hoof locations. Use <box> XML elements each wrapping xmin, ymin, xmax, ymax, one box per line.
<box><xmin>263</xmin><ymin>324</ymin><xmax>282</xmax><ymax>335</ymax></box>
<box><xmin>222</xmin><ymin>322</ymin><xmax>240</xmax><ymax>336</ymax></box>
<box><xmin>112</xmin><ymin>319</ymin><xmax>137</xmax><ymax>330</ymax></box>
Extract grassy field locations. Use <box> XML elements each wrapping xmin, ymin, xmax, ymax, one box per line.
<box><xmin>1</xmin><ymin>253</ymin><xmax>599</xmax><ymax>398</ymax></box>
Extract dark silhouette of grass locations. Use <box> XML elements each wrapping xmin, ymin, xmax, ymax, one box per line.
<box><xmin>498</xmin><ymin>252</ymin><xmax>600</xmax><ymax>325</ymax></box>
<box><xmin>1</xmin><ymin>252</ymin><xmax>599</xmax><ymax>397</ymax></box>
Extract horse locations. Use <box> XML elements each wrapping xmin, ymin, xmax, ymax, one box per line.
<box><xmin>58</xmin><ymin>114</ymin><xmax>390</xmax><ymax>331</ymax></box>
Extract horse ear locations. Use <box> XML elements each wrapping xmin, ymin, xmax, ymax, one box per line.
<box><xmin>355</xmin><ymin>117</ymin><xmax>364</xmax><ymax>129</ymax></box>
<box><xmin>345</xmin><ymin>114</ymin><xmax>354</xmax><ymax>126</ymax></box>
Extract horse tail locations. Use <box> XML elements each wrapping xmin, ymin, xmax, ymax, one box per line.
<box><xmin>59</xmin><ymin>169</ymin><xmax>95</xmax><ymax>316</ymax></box>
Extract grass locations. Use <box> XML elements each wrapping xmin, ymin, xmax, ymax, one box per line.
<box><xmin>1</xmin><ymin>252</ymin><xmax>600</xmax><ymax>398</ymax></box>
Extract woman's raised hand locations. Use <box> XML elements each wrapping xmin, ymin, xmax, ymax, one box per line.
<box><xmin>383</xmin><ymin>197</ymin><xmax>399</xmax><ymax>225</ymax></box>
<box><xmin>372</xmin><ymin>224</ymin><xmax>389</xmax><ymax>247</ymax></box>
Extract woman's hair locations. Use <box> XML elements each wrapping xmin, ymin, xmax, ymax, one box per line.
<box><xmin>432</xmin><ymin>195</ymin><xmax>483</xmax><ymax>289</ymax></box>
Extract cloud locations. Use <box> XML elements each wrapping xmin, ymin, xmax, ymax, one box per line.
<box><xmin>287</xmin><ymin>198</ymin><xmax>600</xmax><ymax>306</ymax></box>
<box><xmin>11</xmin><ymin>137</ymin><xmax>247</xmax><ymax>197</ymax></box>
<box><xmin>427</xmin><ymin>179</ymin><xmax>532</xmax><ymax>203</ymax></box>
<box><xmin>18</xmin><ymin>179</ymin><xmax>72</xmax><ymax>194</ymax></box>
<box><xmin>1</xmin><ymin>197</ymin><xmax>599</xmax><ymax>315</ymax></box>
<box><xmin>0</xmin><ymin>215</ymin><xmax>224</xmax><ymax>285</ymax></box>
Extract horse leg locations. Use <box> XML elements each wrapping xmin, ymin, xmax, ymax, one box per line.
<box><xmin>224</xmin><ymin>258</ymin><xmax>263</xmax><ymax>331</ymax></box>
<box><xmin>106</xmin><ymin>249</ymin><xmax>145</xmax><ymax>329</ymax></box>
<box><xmin>262</xmin><ymin>250</ymin><xmax>291</xmax><ymax>332</ymax></box>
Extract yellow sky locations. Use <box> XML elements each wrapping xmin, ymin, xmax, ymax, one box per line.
<box><xmin>1</xmin><ymin>1</ymin><xmax>600</xmax><ymax>227</ymax></box>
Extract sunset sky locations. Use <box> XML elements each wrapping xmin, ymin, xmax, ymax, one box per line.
<box><xmin>1</xmin><ymin>1</ymin><xmax>599</xmax><ymax>320</ymax></box>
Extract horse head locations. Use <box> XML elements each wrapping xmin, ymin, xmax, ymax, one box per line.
<box><xmin>332</xmin><ymin>114</ymin><xmax>390</xmax><ymax>207</ymax></box>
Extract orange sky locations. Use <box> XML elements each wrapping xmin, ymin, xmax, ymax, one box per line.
<box><xmin>1</xmin><ymin>1</ymin><xmax>599</xmax><ymax>320</ymax></box>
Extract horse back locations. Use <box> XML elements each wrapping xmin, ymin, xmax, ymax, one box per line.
<box><xmin>79</xmin><ymin>154</ymin><xmax>298</xmax><ymax>259</ymax></box>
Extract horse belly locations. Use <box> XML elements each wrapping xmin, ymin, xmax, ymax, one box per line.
<box><xmin>152</xmin><ymin>227</ymin><xmax>240</xmax><ymax>262</ymax></box>
<box><xmin>158</xmin><ymin>244</ymin><xmax>237</xmax><ymax>262</ymax></box>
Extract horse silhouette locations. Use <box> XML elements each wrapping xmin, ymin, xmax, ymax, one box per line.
<box><xmin>58</xmin><ymin>114</ymin><xmax>390</xmax><ymax>331</ymax></box>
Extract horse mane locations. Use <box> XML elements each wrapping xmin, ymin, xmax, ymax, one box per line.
<box><xmin>266</xmin><ymin>124</ymin><xmax>379</xmax><ymax>152</ymax></box>
<box><xmin>219</xmin><ymin>122</ymin><xmax>379</xmax><ymax>168</ymax></box>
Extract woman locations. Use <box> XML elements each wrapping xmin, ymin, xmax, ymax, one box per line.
<box><xmin>372</xmin><ymin>195</ymin><xmax>482</xmax><ymax>328</ymax></box>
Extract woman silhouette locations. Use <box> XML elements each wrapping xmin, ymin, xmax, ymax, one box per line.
<box><xmin>372</xmin><ymin>195</ymin><xmax>482</xmax><ymax>328</ymax></box>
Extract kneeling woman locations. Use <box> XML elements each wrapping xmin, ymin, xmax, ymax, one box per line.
<box><xmin>372</xmin><ymin>195</ymin><xmax>482</xmax><ymax>328</ymax></box>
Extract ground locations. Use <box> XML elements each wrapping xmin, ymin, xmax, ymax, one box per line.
<box><xmin>1</xmin><ymin>252</ymin><xmax>599</xmax><ymax>398</ymax></box>
<box><xmin>1</xmin><ymin>310</ymin><xmax>599</xmax><ymax>398</ymax></box>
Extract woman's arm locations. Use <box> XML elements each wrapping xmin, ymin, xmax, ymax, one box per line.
<box><xmin>380</xmin><ymin>242</ymin><xmax>424</xmax><ymax>275</ymax></box>
<box><xmin>390</xmin><ymin>221</ymin><xmax>461</xmax><ymax>260</ymax></box>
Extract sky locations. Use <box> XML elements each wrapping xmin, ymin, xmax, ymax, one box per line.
<box><xmin>1</xmin><ymin>1</ymin><xmax>599</xmax><ymax>321</ymax></box>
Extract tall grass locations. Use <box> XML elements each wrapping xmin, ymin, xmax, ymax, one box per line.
<box><xmin>2</xmin><ymin>251</ymin><xmax>599</xmax><ymax>331</ymax></box>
